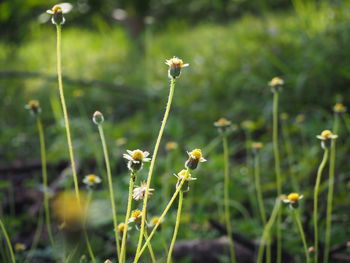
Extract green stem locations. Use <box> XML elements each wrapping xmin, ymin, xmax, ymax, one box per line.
<box><xmin>134</xmin><ymin>77</ymin><xmax>176</xmax><ymax>260</ymax></box>
<box><xmin>323</xmin><ymin>116</ymin><xmax>339</xmax><ymax>263</ymax></box>
<box><xmin>134</xmin><ymin>169</ymin><xmax>190</xmax><ymax>262</ymax></box>
<box><xmin>166</xmin><ymin>191</ymin><xmax>184</xmax><ymax>263</ymax></box>
<box><xmin>97</xmin><ymin>124</ymin><xmax>121</xmax><ymax>259</ymax></box>
<box><xmin>0</xmin><ymin>218</ymin><xmax>16</xmax><ymax>263</ymax></box>
<box><xmin>313</xmin><ymin>148</ymin><xmax>329</xmax><ymax>263</ymax></box>
<box><xmin>36</xmin><ymin>117</ymin><xmax>55</xmax><ymax>247</ymax></box>
<box><xmin>223</xmin><ymin>135</ymin><xmax>236</xmax><ymax>263</ymax></box>
<box><xmin>120</xmin><ymin>172</ymin><xmax>136</xmax><ymax>263</ymax></box>
<box><xmin>257</xmin><ymin>199</ymin><xmax>281</xmax><ymax>263</ymax></box>
<box><xmin>293</xmin><ymin>209</ymin><xmax>310</xmax><ymax>263</ymax></box>
<box><xmin>24</xmin><ymin>208</ymin><xmax>44</xmax><ymax>263</ymax></box>
<box><xmin>56</xmin><ymin>24</ymin><xmax>95</xmax><ymax>263</ymax></box>
<box><xmin>272</xmin><ymin>91</ymin><xmax>282</xmax><ymax>263</ymax></box>
<box><xmin>253</xmin><ymin>151</ymin><xmax>270</xmax><ymax>263</ymax></box>
<box><xmin>144</xmin><ymin>230</ymin><xmax>156</xmax><ymax>263</ymax></box>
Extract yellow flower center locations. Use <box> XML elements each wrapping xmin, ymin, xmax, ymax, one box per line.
<box><xmin>131</xmin><ymin>209</ymin><xmax>142</xmax><ymax>218</ymax></box>
<box><xmin>151</xmin><ymin>217</ymin><xmax>160</xmax><ymax>225</ymax></box>
<box><xmin>320</xmin><ymin>130</ymin><xmax>333</xmax><ymax>139</ymax></box>
<box><xmin>52</xmin><ymin>5</ymin><xmax>63</xmax><ymax>14</ymax></box>
<box><xmin>252</xmin><ymin>142</ymin><xmax>263</xmax><ymax>149</ymax></box>
<box><xmin>269</xmin><ymin>77</ymin><xmax>284</xmax><ymax>87</ymax></box>
<box><xmin>287</xmin><ymin>193</ymin><xmax>300</xmax><ymax>202</ymax></box>
<box><xmin>132</xmin><ymin>150</ymin><xmax>144</xmax><ymax>161</ymax></box>
<box><xmin>118</xmin><ymin>223</ymin><xmax>126</xmax><ymax>232</ymax></box>
<box><xmin>87</xmin><ymin>174</ymin><xmax>97</xmax><ymax>183</ymax></box>
<box><xmin>167</xmin><ymin>57</ymin><xmax>184</xmax><ymax>68</ymax></box>
<box><xmin>190</xmin><ymin>149</ymin><xmax>202</xmax><ymax>160</ymax></box>
<box><xmin>28</xmin><ymin>100</ymin><xmax>39</xmax><ymax>109</ymax></box>
<box><xmin>215</xmin><ymin>118</ymin><xmax>231</xmax><ymax>127</ymax></box>
<box><xmin>334</xmin><ymin>103</ymin><xmax>346</xmax><ymax>113</ymax></box>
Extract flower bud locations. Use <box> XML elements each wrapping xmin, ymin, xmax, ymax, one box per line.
<box><xmin>93</xmin><ymin>111</ymin><xmax>104</xmax><ymax>125</ymax></box>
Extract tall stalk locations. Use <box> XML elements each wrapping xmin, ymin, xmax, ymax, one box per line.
<box><xmin>144</xmin><ymin>230</ymin><xmax>156</xmax><ymax>263</ymax></box>
<box><xmin>323</xmin><ymin>116</ymin><xmax>339</xmax><ymax>263</ymax></box>
<box><xmin>223</xmin><ymin>135</ymin><xmax>236</xmax><ymax>263</ymax></box>
<box><xmin>292</xmin><ymin>209</ymin><xmax>310</xmax><ymax>263</ymax></box>
<box><xmin>0</xmin><ymin>218</ymin><xmax>16</xmax><ymax>263</ymax></box>
<box><xmin>55</xmin><ymin>24</ymin><xmax>95</xmax><ymax>263</ymax></box>
<box><xmin>96</xmin><ymin>123</ymin><xmax>121</xmax><ymax>258</ymax></box>
<box><xmin>253</xmin><ymin>148</ymin><xmax>270</xmax><ymax>263</ymax></box>
<box><xmin>166</xmin><ymin>191</ymin><xmax>184</xmax><ymax>263</ymax></box>
<box><xmin>313</xmin><ymin>148</ymin><xmax>329</xmax><ymax>263</ymax></box>
<box><xmin>272</xmin><ymin>91</ymin><xmax>282</xmax><ymax>263</ymax></box>
<box><xmin>134</xmin><ymin>77</ymin><xmax>176</xmax><ymax>259</ymax></box>
<box><xmin>133</xmin><ymin>169</ymin><xmax>190</xmax><ymax>262</ymax></box>
<box><xmin>120</xmin><ymin>172</ymin><xmax>136</xmax><ymax>263</ymax></box>
<box><xmin>36</xmin><ymin>117</ymin><xmax>55</xmax><ymax>246</ymax></box>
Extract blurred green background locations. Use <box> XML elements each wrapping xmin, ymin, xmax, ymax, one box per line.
<box><xmin>1</xmin><ymin>0</ymin><xmax>350</xmax><ymax>262</ymax></box>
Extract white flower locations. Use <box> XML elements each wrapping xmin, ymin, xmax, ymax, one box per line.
<box><xmin>83</xmin><ymin>174</ymin><xmax>102</xmax><ymax>186</ymax></box>
<box><xmin>123</xmin><ymin>149</ymin><xmax>151</xmax><ymax>171</ymax></box>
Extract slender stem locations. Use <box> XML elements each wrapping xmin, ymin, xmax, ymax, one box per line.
<box><xmin>133</xmin><ymin>169</ymin><xmax>190</xmax><ymax>263</ymax></box>
<box><xmin>324</xmin><ymin>116</ymin><xmax>339</xmax><ymax>263</ymax></box>
<box><xmin>257</xmin><ymin>199</ymin><xmax>281</xmax><ymax>263</ymax></box>
<box><xmin>83</xmin><ymin>191</ymin><xmax>96</xmax><ymax>263</ymax></box>
<box><xmin>134</xmin><ymin>77</ymin><xmax>176</xmax><ymax>259</ymax></box>
<box><xmin>144</xmin><ymin>230</ymin><xmax>156</xmax><ymax>263</ymax></box>
<box><xmin>293</xmin><ymin>209</ymin><xmax>310</xmax><ymax>263</ymax></box>
<box><xmin>36</xmin><ymin>118</ymin><xmax>55</xmax><ymax>247</ymax></box>
<box><xmin>120</xmin><ymin>172</ymin><xmax>136</xmax><ymax>263</ymax></box>
<box><xmin>223</xmin><ymin>135</ymin><xmax>236</xmax><ymax>263</ymax></box>
<box><xmin>272</xmin><ymin>91</ymin><xmax>282</xmax><ymax>263</ymax></box>
<box><xmin>97</xmin><ymin>124</ymin><xmax>121</xmax><ymax>258</ymax></box>
<box><xmin>0</xmin><ymin>218</ymin><xmax>16</xmax><ymax>263</ymax></box>
<box><xmin>24</xmin><ymin>208</ymin><xmax>44</xmax><ymax>263</ymax></box>
<box><xmin>313</xmin><ymin>148</ymin><xmax>329</xmax><ymax>263</ymax></box>
<box><xmin>56</xmin><ymin>24</ymin><xmax>95</xmax><ymax>263</ymax></box>
<box><xmin>253</xmin><ymin>151</ymin><xmax>270</xmax><ymax>263</ymax></box>
<box><xmin>166</xmin><ymin>191</ymin><xmax>184</xmax><ymax>263</ymax></box>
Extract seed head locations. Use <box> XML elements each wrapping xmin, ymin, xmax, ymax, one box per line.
<box><xmin>133</xmin><ymin>181</ymin><xmax>154</xmax><ymax>201</ymax></box>
<box><xmin>165</xmin><ymin>56</ymin><xmax>189</xmax><ymax>79</ymax></box>
<box><xmin>93</xmin><ymin>111</ymin><xmax>104</xmax><ymax>125</ymax></box>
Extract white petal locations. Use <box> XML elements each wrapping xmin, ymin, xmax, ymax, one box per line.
<box><xmin>60</xmin><ymin>3</ymin><xmax>73</xmax><ymax>14</ymax></box>
<box><xmin>143</xmin><ymin>158</ymin><xmax>151</xmax><ymax>162</ymax></box>
<box><xmin>127</xmin><ymin>150</ymin><xmax>133</xmax><ymax>155</ymax></box>
<box><xmin>183</xmin><ymin>63</ymin><xmax>189</xmax><ymax>67</ymax></box>
<box><xmin>143</xmin><ymin>151</ymin><xmax>150</xmax><ymax>157</ymax></box>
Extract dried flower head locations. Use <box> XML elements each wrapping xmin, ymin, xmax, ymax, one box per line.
<box><xmin>129</xmin><ymin>209</ymin><xmax>143</xmax><ymax>224</ymax></box>
<box><xmin>174</xmin><ymin>169</ymin><xmax>197</xmax><ymax>192</ymax></box>
<box><xmin>14</xmin><ymin>243</ymin><xmax>26</xmax><ymax>252</ymax></box>
<box><xmin>165</xmin><ymin>56</ymin><xmax>189</xmax><ymax>78</ymax></box>
<box><xmin>25</xmin><ymin>100</ymin><xmax>41</xmax><ymax>116</ymax></box>
<box><xmin>185</xmin><ymin>149</ymin><xmax>206</xmax><ymax>170</ymax></box>
<box><xmin>83</xmin><ymin>174</ymin><xmax>102</xmax><ymax>187</ymax></box>
<box><xmin>123</xmin><ymin>149</ymin><xmax>151</xmax><ymax>172</ymax></box>
<box><xmin>133</xmin><ymin>181</ymin><xmax>154</xmax><ymax>201</ymax></box>
<box><xmin>269</xmin><ymin>77</ymin><xmax>284</xmax><ymax>92</ymax></box>
<box><xmin>333</xmin><ymin>103</ymin><xmax>346</xmax><ymax>114</ymax></box>
<box><xmin>214</xmin><ymin>117</ymin><xmax>232</xmax><ymax>132</ymax></box>
<box><xmin>165</xmin><ymin>141</ymin><xmax>178</xmax><ymax>151</ymax></box>
<box><xmin>46</xmin><ymin>3</ymin><xmax>72</xmax><ymax>25</ymax></box>
<box><xmin>283</xmin><ymin>192</ymin><xmax>303</xmax><ymax>208</ymax></box>
<box><xmin>93</xmin><ymin>111</ymin><xmax>104</xmax><ymax>125</ymax></box>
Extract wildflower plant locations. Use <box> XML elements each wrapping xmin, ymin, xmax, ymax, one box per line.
<box><xmin>314</xmin><ymin>130</ymin><xmax>337</xmax><ymax>263</ymax></box>
<box><xmin>283</xmin><ymin>193</ymin><xmax>310</xmax><ymax>263</ymax></box>
<box><xmin>269</xmin><ymin>76</ymin><xmax>284</xmax><ymax>263</ymax></box>
<box><xmin>93</xmin><ymin>111</ymin><xmax>121</xmax><ymax>258</ymax></box>
<box><xmin>214</xmin><ymin>117</ymin><xmax>236</xmax><ymax>263</ymax></box>
<box><xmin>134</xmin><ymin>57</ymin><xmax>188</xmax><ymax>262</ymax></box>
